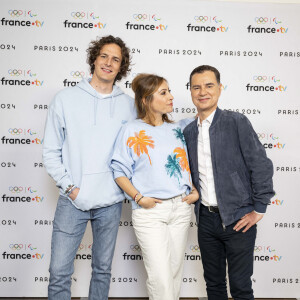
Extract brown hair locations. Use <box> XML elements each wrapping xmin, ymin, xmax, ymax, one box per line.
<box><xmin>86</xmin><ymin>35</ymin><xmax>131</xmax><ymax>83</ymax></box>
<box><xmin>132</xmin><ymin>73</ymin><xmax>173</xmax><ymax>126</ymax></box>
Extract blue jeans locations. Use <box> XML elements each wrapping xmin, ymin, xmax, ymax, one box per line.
<box><xmin>48</xmin><ymin>195</ymin><xmax>122</xmax><ymax>300</ymax></box>
<box><xmin>198</xmin><ymin>204</ymin><xmax>256</xmax><ymax>300</ymax></box>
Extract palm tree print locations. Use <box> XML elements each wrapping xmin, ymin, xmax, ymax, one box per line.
<box><xmin>165</xmin><ymin>154</ymin><xmax>182</xmax><ymax>185</ymax></box>
<box><xmin>172</xmin><ymin>127</ymin><xmax>186</xmax><ymax>145</ymax></box>
<box><xmin>174</xmin><ymin>147</ymin><xmax>190</xmax><ymax>172</ymax></box>
<box><xmin>127</xmin><ymin>130</ymin><xmax>155</xmax><ymax>165</ymax></box>
<box><xmin>174</xmin><ymin>147</ymin><xmax>191</xmax><ymax>184</ymax></box>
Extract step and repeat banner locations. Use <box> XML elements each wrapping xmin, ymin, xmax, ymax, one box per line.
<box><xmin>0</xmin><ymin>0</ymin><xmax>299</xmax><ymax>298</ymax></box>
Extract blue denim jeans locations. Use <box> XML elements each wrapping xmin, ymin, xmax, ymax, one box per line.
<box><xmin>48</xmin><ymin>195</ymin><xmax>122</xmax><ymax>300</ymax></box>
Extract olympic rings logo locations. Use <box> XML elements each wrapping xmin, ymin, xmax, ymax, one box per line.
<box><xmin>257</xmin><ymin>133</ymin><xmax>266</xmax><ymax>139</ymax></box>
<box><xmin>130</xmin><ymin>244</ymin><xmax>141</xmax><ymax>251</ymax></box>
<box><xmin>254</xmin><ymin>246</ymin><xmax>276</xmax><ymax>252</ymax></box>
<box><xmin>9</xmin><ymin>244</ymin><xmax>23</xmax><ymax>250</ymax></box>
<box><xmin>133</xmin><ymin>14</ymin><xmax>148</xmax><ymax>21</ymax></box>
<box><xmin>253</xmin><ymin>76</ymin><xmax>267</xmax><ymax>82</ymax></box>
<box><xmin>254</xmin><ymin>246</ymin><xmax>263</xmax><ymax>252</ymax></box>
<box><xmin>255</xmin><ymin>17</ymin><xmax>268</xmax><ymax>24</ymax></box>
<box><xmin>257</xmin><ymin>133</ymin><xmax>279</xmax><ymax>140</ymax></box>
<box><xmin>8</xmin><ymin>128</ymin><xmax>23</xmax><ymax>135</ymax></box>
<box><xmin>8</xmin><ymin>69</ymin><xmax>22</xmax><ymax>76</ymax></box>
<box><xmin>9</xmin><ymin>186</ymin><xmax>23</xmax><ymax>193</ymax></box>
<box><xmin>190</xmin><ymin>245</ymin><xmax>200</xmax><ymax>252</ymax></box>
<box><xmin>194</xmin><ymin>16</ymin><xmax>208</xmax><ymax>23</ymax></box>
<box><xmin>70</xmin><ymin>71</ymin><xmax>85</xmax><ymax>78</ymax></box>
<box><xmin>8</xmin><ymin>10</ymin><xmax>23</xmax><ymax>17</ymax></box>
<box><xmin>78</xmin><ymin>243</ymin><xmax>93</xmax><ymax>250</ymax></box>
<box><xmin>71</xmin><ymin>12</ymin><xmax>86</xmax><ymax>19</ymax></box>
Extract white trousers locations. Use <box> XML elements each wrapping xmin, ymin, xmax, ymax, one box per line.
<box><xmin>132</xmin><ymin>194</ymin><xmax>192</xmax><ymax>300</ymax></box>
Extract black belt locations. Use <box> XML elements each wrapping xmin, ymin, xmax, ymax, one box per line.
<box><xmin>201</xmin><ymin>203</ymin><xmax>219</xmax><ymax>213</ymax></box>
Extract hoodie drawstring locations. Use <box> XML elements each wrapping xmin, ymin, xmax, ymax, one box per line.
<box><xmin>94</xmin><ymin>92</ymin><xmax>98</xmax><ymax>125</ymax></box>
<box><xmin>94</xmin><ymin>94</ymin><xmax>115</xmax><ymax>125</ymax></box>
<box><xmin>110</xmin><ymin>95</ymin><xmax>116</xmax><ymax>118</ymax></box>
<box><xmin>76</xmin><ymin>79</ymin><xmax>123</xmax><ymax>125</ymax></box>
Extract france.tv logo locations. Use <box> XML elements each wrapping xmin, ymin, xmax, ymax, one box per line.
<box><xmin>187</xmin><ymin>15</ymin><xmax>229</xmax><ymax>32</ymax></box>
<box><xmin>254</xmin><ymin>245</ymin><xmax>282</xmax><ymax>262</ymax></box>
<box><xmin>257</xmin><ymin>132</ymin><xmax>286</xmax><ymax>150</ymax></box>
<box><xmin>1</xmin><ymin>128</ymin><xmax>43</xmax><ymax>145</ymax></box>
<box><xmin>247</xmin><ymin>17</ymin><xmax>287</xmax><ymax>34</ymax></box>
<box><xmin>246</xmin><ymin>75</ymin><xmax>287</xmax><ymax>92</ymax></box>
<box><xmin>64</xmin><ymin>11</ymin><xmax>106</xmax><ymax>29</ymax></box>
<box><xmin>2</xmin><ymin>185</ymin><xmax>45</xmax><ymax>203</ymax></box>
<box><xmin>1</xmin><ymin>9</ymin><xmax>44</xmax><ymax>27</ymax></box>
<box><xmin>2</xmin><ymin>243</ymin><xmax>44</xmax><ymax>260</ymax></box>
<box><xmin>63</xmin><ymin>70</ymin><xmax>87</xmax><ymax>87</ymax></box>
<box><xmin>271</xmin><ymin>193</ymin><xmax>284</xmax><ymax>206</ymax></box>
<box><xmin>2</xmin><ymin>69</ymin><xmax>44</xmax><ymax>86</ymax></box>
<box><xmin>126</xmin><ymin>13</ymin><xmax>168</xmax><ymax>31</ymax></box>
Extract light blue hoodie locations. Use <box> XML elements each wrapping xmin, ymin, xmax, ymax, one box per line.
<box><xmin>43</xmin><ymin>78</ymin><xmax>136</xmax><ymax>211</ymax></box>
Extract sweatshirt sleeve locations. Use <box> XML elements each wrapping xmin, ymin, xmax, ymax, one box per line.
<box><xmin>110</xmin><ymin>125</ymin><xmax>135</xmax><ymax>180</ymax></box>
<box><xmin>178</xmin><ymin>117</ymin><xmax>195</xmax><ymax>130</ymax></box>
<box><xmin>237</xmin><ymin>114</ymin><xmax>275</xmax><ymax>213</ymax></box>
<box><xmin>42</xmin><ymin>98</ymin><xmax>73</xmax><ymax>192</ymax></box>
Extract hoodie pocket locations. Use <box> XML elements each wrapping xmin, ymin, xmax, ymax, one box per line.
<box><xmin>230</xmin><ymin>171</ymin><xmax>250</xmax><ymax>202</ymax></box>
<box><xmin>73</xmin><ymin>170</ymin><xmax>123</xmax><ymax>211</ymax></box>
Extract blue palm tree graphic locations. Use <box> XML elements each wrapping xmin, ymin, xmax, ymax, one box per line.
<box><xmin>172</xmin><ymin>127</ymin><xmax>186</xmax><ymax>145</ymax></box>
<box><xmin>165</xmin><ymin>154</ymin><xmax>182</xmax><ymax>185</ymax></box>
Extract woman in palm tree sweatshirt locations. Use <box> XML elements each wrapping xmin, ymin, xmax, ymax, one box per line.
<box><xmin>110</xmin><ymin>73</ymin><xmax>199</xmax><ymax>300</ymax></box>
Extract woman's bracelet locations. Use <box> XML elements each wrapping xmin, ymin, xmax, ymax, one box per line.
<box><xmin>136</xmin><ymin>195</ymin><xmax>144</xmax><ymax>204</ymax></box>
<box><xmin>134</xmin><ymin>192</ymin><xmax>141</xmax><ymax>202</ymax></box>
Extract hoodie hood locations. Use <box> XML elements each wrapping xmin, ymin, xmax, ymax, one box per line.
<box><xmin>77</xmin><ymin>78</ymin><xmax>124</xmax><ymax>98</ymax></box>
<box><xmin>76</xmin><ymin>78</ymin><xmax>124</xmax><ymax>122</ymax></box>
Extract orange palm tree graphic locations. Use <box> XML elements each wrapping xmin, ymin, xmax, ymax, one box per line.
<box><xmin>174</xmin><ymin>147</ymin><xmax>191</xmax><ymax>183</ymax></box>
<box><xmin>127</xmin><ymin>130</ymin><xmax>155</xmax><ymax>165</ymax></box>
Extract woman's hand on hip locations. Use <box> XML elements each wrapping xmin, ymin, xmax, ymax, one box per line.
<box><xmin>138</xmin><ymin>197</ymin><xmax>163</xmax><ymax>209</ymax></box>
<box><xmin>182</xmin><ymin>188</ymin><xmax>199</xmax><ymax>205</ymax></box>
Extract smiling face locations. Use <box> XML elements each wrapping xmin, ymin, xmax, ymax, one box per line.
<box><xmin>148</xmin><ymin>80</ymin><xmax>174</xmax><ymax>118</ymax></box>
<box><xmin>190</xmin><ymin>71</ymin><xmax>221</xmax><ymax>120</ymax></box>
<box><xmin>92</xmin><ymin>43</ymin><xmax>122</xmax><ymax>85</ymax></box>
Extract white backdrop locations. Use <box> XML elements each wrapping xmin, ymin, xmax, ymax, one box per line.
<box><xmin>0</xmin><ymin>0</ymin><xmax>299</xmax><ymax>298</ymax></box>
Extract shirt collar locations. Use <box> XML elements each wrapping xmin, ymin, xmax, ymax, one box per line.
<box><xmin>197</xmin><ymin>109</ymin><xmax>216</xmax><ymax>127</ymax></box>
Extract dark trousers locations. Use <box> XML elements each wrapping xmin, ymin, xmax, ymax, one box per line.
<box><xmin>198</xmin><ymin>204</ymin><xmax>256</xmax><ymax>300</ymax></box>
